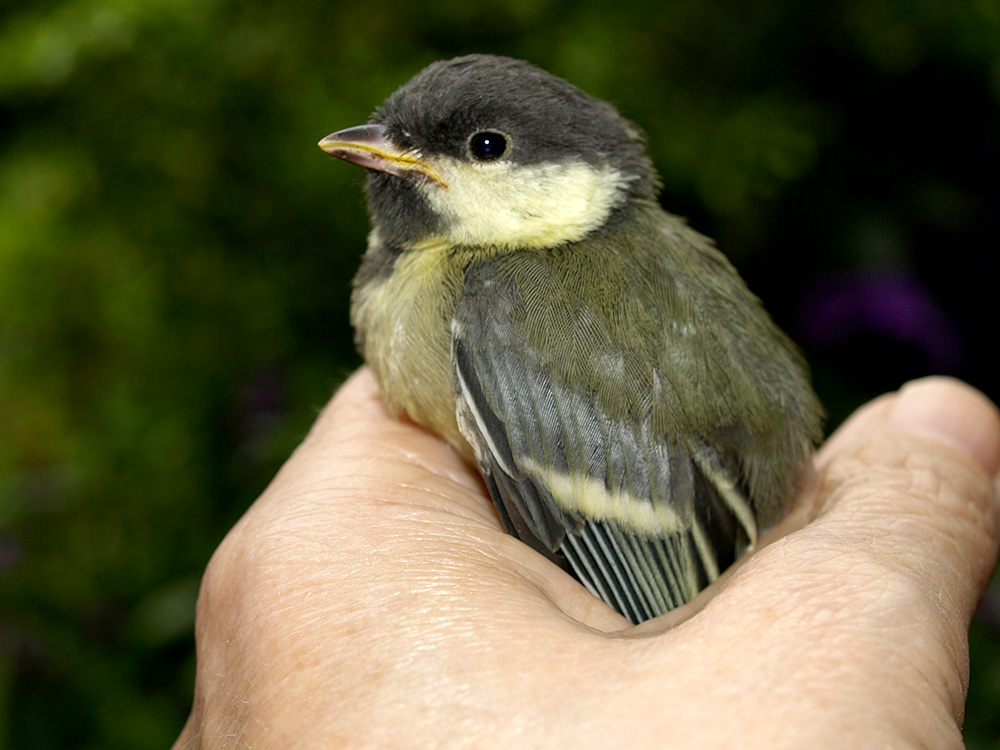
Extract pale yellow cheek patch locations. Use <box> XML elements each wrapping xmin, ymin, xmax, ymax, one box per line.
<box><xmin>420</xmin><ymin>157</ymin><xmax>633</xmax><ymax>249</ymax></box>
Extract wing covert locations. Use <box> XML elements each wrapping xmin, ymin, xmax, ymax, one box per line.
<box><xmin>451</xmin><ymin>258</ymin><xmax>758</xmax><ymax>622</ymax></box>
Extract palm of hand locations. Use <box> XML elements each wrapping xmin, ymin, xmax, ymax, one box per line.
<box><xmin>175</xmin><ymin>371</ymin><xmax>999</xmax><ymax>750</ymax></box>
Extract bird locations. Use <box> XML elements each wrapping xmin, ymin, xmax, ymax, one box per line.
<box><xmin>318</xmin><ymin>54</ymin><xmax>823</xmax><ymax>624</ymax></box>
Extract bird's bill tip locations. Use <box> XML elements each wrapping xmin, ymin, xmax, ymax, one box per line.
<box><xmin>318</xmin><ymin>123</ymin><xmax>386</xmax><ymax>153</ymax></box>
<box><xmin>318</xmin><ymin>124</ymin><xmax>446</xmax><ymax>187</ymax></box>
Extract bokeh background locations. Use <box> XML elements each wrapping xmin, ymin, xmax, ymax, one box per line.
<box><xmin>2</xmin><ymin>0</ymin><xmax>998</xmax><ymax>747</ymax></box>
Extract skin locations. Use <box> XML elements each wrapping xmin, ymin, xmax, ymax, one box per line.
<box><xmin>173</xmin><ymin>371</ymin><xmax>999</xmax><ymax>749</ymax></box>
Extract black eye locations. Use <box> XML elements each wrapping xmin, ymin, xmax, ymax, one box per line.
<box><xmin>467</xmin><ymin>131</ymin><xmax>510</xmax><ymax>162</ymax></box>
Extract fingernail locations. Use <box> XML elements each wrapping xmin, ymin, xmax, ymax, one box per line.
<box><xmin>889</xmin><ymin>377</ymin><xmax>1000</xmax><ymax>478</ymax></box>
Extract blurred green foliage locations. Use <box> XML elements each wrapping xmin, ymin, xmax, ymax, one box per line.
<box><xmin>1</xmin><ymin>0</ymin><xmax>998</xmax><ymax>747</ymax></box>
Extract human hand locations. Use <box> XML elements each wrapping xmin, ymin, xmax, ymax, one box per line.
<box><xmin>173</xmin><ymin>370</ymin><xmax>999</xmax><ymax>749</ymax></box>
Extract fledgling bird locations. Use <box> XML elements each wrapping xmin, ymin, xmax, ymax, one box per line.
<box><xmin>319</xmin><ymin>54</ymin><xmax>823</xmax><ymax>624</ymax></box>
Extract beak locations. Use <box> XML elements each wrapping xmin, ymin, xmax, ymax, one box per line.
<box><xmin>318</xmin><ymin>124</ymin><xmax>447</xmax><ymax>187</ymax></box>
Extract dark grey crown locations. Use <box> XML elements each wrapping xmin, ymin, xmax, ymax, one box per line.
<box><xmin>363</xmin><ymin>55</ymin><xmax>658</xmax><ymax>248</ymax></box>
<box><xmin>375</xmin><ymin>55</ymin><xmax>656</xmax><ymax>196</ymax></box>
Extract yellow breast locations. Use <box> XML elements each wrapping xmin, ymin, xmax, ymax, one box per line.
<box><xmin>350</xmin><ymin>237</ymin><xmax>472</xmax><ymax>461</ymax></box>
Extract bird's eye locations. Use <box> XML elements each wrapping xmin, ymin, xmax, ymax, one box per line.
<box><xmin>467</xmin><ymin>131</ymin><xmax>510</xmax><ymax>162</ymax></box>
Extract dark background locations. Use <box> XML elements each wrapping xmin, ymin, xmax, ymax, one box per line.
<box><xmin>1</xmin><ymin>0</ymin><xmax>998</xmax><ymax>747</ymax></box>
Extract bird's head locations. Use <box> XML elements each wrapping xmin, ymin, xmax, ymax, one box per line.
<box><xmin>320</xmin><ymin>54</ymin><xmax>657</xmax><ymax>250</ymax></box>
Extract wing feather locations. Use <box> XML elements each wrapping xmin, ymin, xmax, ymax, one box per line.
<box><xmin>452</xmin><ymin>266</ymin><xmax>756</xmax><ymax>622</ymax></box>
<box><xmin>449</xmin><ymin>206</ymin><xmax>821</xmax><ymax>622</ymax></box>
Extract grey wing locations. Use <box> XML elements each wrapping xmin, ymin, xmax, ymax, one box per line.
<box><xmin>451</xmin><ymin>270</ymin><xmax>757</xmax><ymax>624</ymax></box>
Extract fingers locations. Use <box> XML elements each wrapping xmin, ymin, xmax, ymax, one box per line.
<box><xmin>262</xmin><ymin>367</ymin><xmax>493</xmax><ymax>527</ymax></box>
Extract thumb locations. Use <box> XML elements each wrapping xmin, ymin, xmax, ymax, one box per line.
<box><xmin>813</xmin><ymin>377</ymin><xmax>1000</xmax><ymax>617</ymax></box>
<box><xmin>804</xmin><ymin>377</ymin><xmax>1000</xmax><ymax>733</ymax></box>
